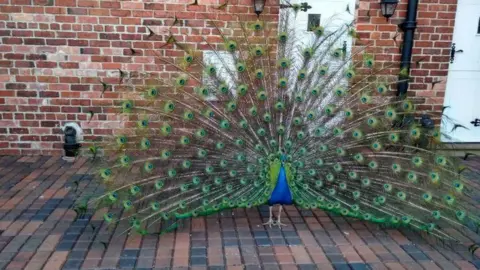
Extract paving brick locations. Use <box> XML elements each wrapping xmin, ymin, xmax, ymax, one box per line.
<box><xmin>0</xmin><ymin>156</ymin><xmax>478</xmax><ymax>269</ymax></box>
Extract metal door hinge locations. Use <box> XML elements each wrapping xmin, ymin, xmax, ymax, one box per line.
<box><xmin>450</xmin><ymin>43</ymin><xmax>464</xmax><ymax>64</ymax></box>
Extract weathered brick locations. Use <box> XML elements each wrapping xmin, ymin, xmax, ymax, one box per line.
<box><xmin>6</xmin><ymin>83</ymin><xmax>27</xmax><ymax>90</ymax></box>
<box><xmin>0</xmin><ymin>0</ymin><xmax>453</xmax><ymax>155</ymax></box>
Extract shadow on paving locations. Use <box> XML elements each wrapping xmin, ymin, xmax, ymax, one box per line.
<box><xmin>0</xmin><ymin>155</ymin><xmax>479</xmax><ymax>270</ymax></box>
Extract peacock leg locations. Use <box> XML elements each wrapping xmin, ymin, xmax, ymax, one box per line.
<box><xmin>262</xmin><ymin>206</ymin><xmax>275</xmax><ymax>227</ymax></box>
<box><xmin>275</xmin><ymin>205</ymin><xmax>287</xmax><ymax>227</ymax></box>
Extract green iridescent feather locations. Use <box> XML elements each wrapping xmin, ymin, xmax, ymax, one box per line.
<box><xmin>79</xmin><ymin>1</ymin><xmax>480</xmax><ymax>250</ymax></box>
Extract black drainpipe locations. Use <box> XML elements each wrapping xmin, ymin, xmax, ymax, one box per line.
<box><xmin>397</xmin><ymin>0</ymin><xmax>419</xmax><ymax>97</ymax></box>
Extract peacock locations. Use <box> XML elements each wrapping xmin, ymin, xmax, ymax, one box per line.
<box><xmin>80</xmin><ymin>2</ymin><xmax>480</xmax><ymax>249</ymax></box>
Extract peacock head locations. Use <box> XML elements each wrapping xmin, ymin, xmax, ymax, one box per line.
<box><xmin>279</xmin><ymin>148</ymin><xmax>287</xmax><ymax>163</ymax></box>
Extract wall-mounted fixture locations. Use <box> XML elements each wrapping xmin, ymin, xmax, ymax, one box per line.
<box><xmin>62</xmin><ymin>122</ymin><xmax>83</xmax><ymax>161</ymax></box>
<box><xmin>380</xmin><ymin>0</ymin><xmax>399</xmax><ymax>20</ymax></box>
<box><xmin>254</xmin><ymin>0</ymin><xmax>265</xmax><ymax>17</ymax></box>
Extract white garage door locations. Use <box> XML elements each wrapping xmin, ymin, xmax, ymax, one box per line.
<box><xmin>441</xmin><ymin>0</ymin><xmax>480</xmax><ymax>143</ymax></box>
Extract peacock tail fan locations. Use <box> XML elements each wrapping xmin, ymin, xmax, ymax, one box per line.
<box><xmin>77</xmin><ymin>2</ymin><xmax>480</xmax><ymax>249</ymax></box>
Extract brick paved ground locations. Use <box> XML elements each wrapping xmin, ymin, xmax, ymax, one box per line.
<box><xmin>0</xmin><ymin>155</ymin><xmax>479</xmax><ymax>270</ymax></box>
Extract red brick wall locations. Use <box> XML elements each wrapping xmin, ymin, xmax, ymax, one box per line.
<box><xmin>355</xmin><ymin>0</ymin><xmax>457</xmax><ymax>112</ymax></box>
<box><xmin>0</xmin><ymin>0</ymin><xmax>457</xmax><ymax>155</ymax></box>
<box><xmin>0</xmin><ymin>0</ymin><xmax>279</xmax><ymax>155</ymax></box>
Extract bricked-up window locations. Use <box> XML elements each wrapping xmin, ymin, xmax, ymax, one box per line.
<box><xmin>202</xmin><ymin>50</ymin><xmax>238</xmax><ymax>101</ymax></box>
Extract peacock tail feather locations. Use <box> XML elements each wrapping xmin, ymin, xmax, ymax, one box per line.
<box><xmin>81</xmin><ymin>3</ymin><xmax>480</xmax><ymax>247</ymax></box>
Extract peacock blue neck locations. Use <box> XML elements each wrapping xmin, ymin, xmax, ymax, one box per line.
<box><xmin>267</xmin><ymin>163</ymin><xmax>293</xmax><ymax>206</ymax></box>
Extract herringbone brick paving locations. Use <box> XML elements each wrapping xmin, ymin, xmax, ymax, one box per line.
<box><xmin>0</xmin><ymin>155</ymin><xmax>479</xmax><ymax>270</ymax></box>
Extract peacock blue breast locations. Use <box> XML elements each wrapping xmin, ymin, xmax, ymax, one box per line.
<box><xmin>268</xmin><ymin>165</ymin><xmax>293</xmax><ymax>205</ymax></box>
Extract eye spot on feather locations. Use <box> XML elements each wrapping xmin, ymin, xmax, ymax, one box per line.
<box><xmin>365</xmin><ymin>59</ymin><xmax>374</xmax><ymax>68</ymax></box>
<box><xmin>184</xmin><ymin>54</ymin><xmax>193</xmax><ymax>63</ymax></box>
<box><xmin>218</xmin><ymin>83</ymin><xmax>229</xmax><ymax>94</ymax></box>
<box><xmin>220</xmin><ymin>119</ymin><xmax>230</xmax><ymax>129</ymax></box>
<box><xmin>278</xmin><ymin>32</ymin><xmax>288</xmax><ymax>42</ymax></box>
<box><xmin>121</xmin><ymin>100</ymin><xmax>133</xmax><ymax>111</ymax></box>
<box><xmin>252</xmin><ymin>21</ymin><xmax>263</xmax><ymax>30</ymax></box>
<box><xmin>352</xmin><ymin>190</ymin><xmax>361</xmax><ymax>199</ymax></box>
<box><xmin>361</xmin><ymin>178</ymin><xmax>370</xmax><ymax>187</ymax></box>
<box><xmin>435</xmin><ymin>156</ymin><xmax>447</xmax><ymax>166</ymax></box>
<box><xmin>274</xmin><ymin>102</ymin><xmax>285</xmax><ymax>111</ymax></box>
<box><xmin>144</xmin><ymin>88</ymin><xmax>158</xmax><ymax>98</ymax></box>
<box><xmin>332</xmin><ymin>48</ymin><xmax>343</xmax><ymax>58</ymax></box>
<box><xmin>319</xmin><ymin>66</ymin><xmax>328</xmax><ymax>76</ymax></box>
<box><xmin>371</xmin><ymin>142</ymin><xmax>382</xmax><ymax>151</ymax></box>
<box><xmin>255</xmin><ymin>69</ymin><xmax>264</xmax><ymax>79</ymax></box>
<box><xmin>389</xmin><ymin>133</ymin><xmax>399</xmax><ymax>143</ymax></box>
<box><xmin>104</xmin><ymin>213</ymin><xmax>114</xmax><ymax>222</ymax></box>
<box><xmin>391</xmin><ymin>163</ymin><xmax>401</xmax><ymax>172</ymax></box>
<box><xmin>422</xmin><ymin>192</ymin><xmax>432</xmax><ymax>202</ymax></box>
<box><xmin>407</xmin><ymin>171</ymin><xmax>417</xmax><ymax>183</ymax></box>
<box><xmin>120</xmin><ymin>155</ymin><xmax>131</xmax><ymax>166</ymax></box>
<box><xmin>345</xmin><ymin>69</ymin><xmax>355</xmax><ymax>79</ymax></box>
<box><xmin>303</xmin><ymin>48</ymin><xmax>313</xmax><ymax>58</ymax></box>
<box><xmin>376</xmin><ymin>84</ymin><xmax>387</xmax><ymax>94</ymax></box>
<box><xmin>298</xmin><ymin>70</ymin><xmax>306</xmax><ymax>80</ymax></box>
<box><xmin>367</xmin><ymin>117</ymin><xmax>378</xmax><ymax>127</ymax></box>
<box><xmin>236</xmin><ymin>62</ymin><xmax>246</xmax><ymax>72</ymax></box>
<box><xmin>313</xmin><ymin>25</ymin><xmax>324</xmax><ymax>36</ymax></box>
<box><xmin>456</xmin><ymin>210</ymin><xmax>466</xmax><ymax>221</ymax></box>
<box><xmin>368</xmin><ymin>161</ymin><xmax>378</xmax><ymax>169</ymax></box>
<box><xmin>226</xmin><ymin>40</ymin><xmax>237</xmax><ymax>51</ymax></box>
<box><xmin>353</xmin><ymin>153</ymin><xmax>364</xmax><ymax>163</ymax></box>
<box><xmin>412</xmin><ymin>156</ymin><xmax>423</xmax><ymax>167</ymax></box>
<box><xmin>101</xmin><ymin>168</ymin><xmax>111</xmax><ymax>179</ymax></box>
<box><xmin>401</xmin><ymin>216</ymin><xmax>411</xmax><ymax>224</ymax></box>
<box><xmin>123</xmin><ymin>200</ymin><xmax>132</xmax><ymax>209</ymax></box>
<box><xmin>180</xmin><ymin>136</ymin><xmax>190</xmax><ymax>145</ymax></box>
<box><xmin>108</xmin><ymin>192</ymin><xmax>118</xmax><ymax>202</ymax></box>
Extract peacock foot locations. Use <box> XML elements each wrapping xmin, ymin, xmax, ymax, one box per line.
<box><xmin>263</xmin><ymin>218</ymin><xmax>275</xmax><ymax>228</ymax></box>
<box><xmin>274</xmin><ymin>218</ymin><xmax>287</xmax><ymax>228</ymax></box>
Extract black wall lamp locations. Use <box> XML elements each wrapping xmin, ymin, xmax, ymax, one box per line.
<box><xmin>254</xmin><ymin>0</ymin><xmax>265</xmax><ymax>17</ymax></box>
<box><xmin>380</xmin><ymin>0</ymin><xmax>399</xmax><ymax>20</ymax></box>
